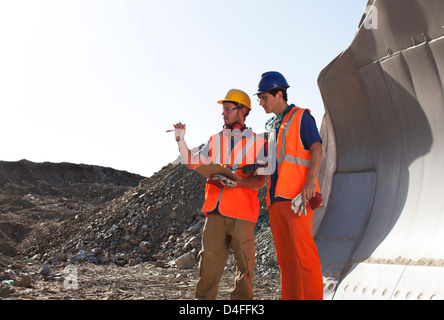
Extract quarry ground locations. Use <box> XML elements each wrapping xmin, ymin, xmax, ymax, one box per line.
<box><xmin>1</xmin><ymin>260</ymin><xmax>280</xmax><ymax>300</ymax></box>
<box><xmin>0</xmin><ymin>160</ymin><xmax>281</xmax><ymax>301</ymax></box>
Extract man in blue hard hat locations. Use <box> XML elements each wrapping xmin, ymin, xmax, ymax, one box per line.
<box><xmin>255</xmin><ymin>71</ymin><xmax>324</xmax><ymax>300</ymax></box>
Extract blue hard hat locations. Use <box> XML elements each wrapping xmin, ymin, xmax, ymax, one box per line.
<box><xmin>255</xmin><ymin>71</ymin><xmax>290</xmax><ymax>95</ymax></box>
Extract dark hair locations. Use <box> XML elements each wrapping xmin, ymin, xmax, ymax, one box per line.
<box><xmin>268</xmin><ymin>87</ymin><xmax>288</xmax><ymax>102</ymax></box>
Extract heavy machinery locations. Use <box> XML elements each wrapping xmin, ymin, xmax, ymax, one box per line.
<box><xmin>316</xmin><ymin>0</ymin><xmax>444</xmax><ymax>299</ymax></box>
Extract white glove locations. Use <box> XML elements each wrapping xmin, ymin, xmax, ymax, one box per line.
<box><xmin>291</xmin><ymin>193</ymin><xmax>307</xmax><ymax>216</ymax></box>
<box><xmin>213</xmin><ymin>174</ymin><xmax>236</xmax><ymax>188</ymax></box>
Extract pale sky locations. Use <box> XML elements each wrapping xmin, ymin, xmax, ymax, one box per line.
<box><xmin>0</xmin><ymin>0</ymin><xmax>367</xmax><ymax>177</ymax></box>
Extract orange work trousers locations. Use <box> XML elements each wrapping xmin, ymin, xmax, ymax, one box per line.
<box><xmin>269</xmin><ymin>201</ymin><xmax>323</xmax><ymax>300</ymax></box>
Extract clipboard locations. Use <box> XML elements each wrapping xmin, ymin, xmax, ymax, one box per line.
<box><xmin>193</xmin><ymin>163</ymin><xmax>241</xmax><ymax>181</ymax></box>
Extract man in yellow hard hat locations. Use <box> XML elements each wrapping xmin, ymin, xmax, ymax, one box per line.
<box><xmin>173</xmin><ymin>89</ymin><xmax>267</xmax><ymax>300</ymax></box>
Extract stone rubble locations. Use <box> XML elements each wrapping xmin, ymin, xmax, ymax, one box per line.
<box><xmin>0</xmin><ymin>159</ymin><xmax>280</xmax><ymax>299</ymax></box>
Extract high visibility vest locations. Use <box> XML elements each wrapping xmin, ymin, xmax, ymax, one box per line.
<box><xmin>202</xmin><ymin>129</ymin><xmax>267</xmax><ymax>223</ymax></box>
<box><xmin>267</xmin><ymin>107</ymin><xmax>320</xmax><ymax>206</ymax></box>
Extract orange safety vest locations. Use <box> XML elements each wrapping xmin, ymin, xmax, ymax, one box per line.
<box><xmin>267</xmin><ymin>107</ymin><xmax>320</xmax><ymax>206</ymax></box>
<box><xmin>202</xmin><ymin>129</ymin><xmax>267</xmax><ymax>223</ymax></box>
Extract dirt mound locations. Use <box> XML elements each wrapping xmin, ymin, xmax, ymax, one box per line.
<box><xmin>21</xmin><ymin>163</ymin><xmax>277</xmax><ymax>272</ymax></box>
<box><xmin>0</xmin><ymin>160</ymin><xmax>144</xmax><ymax>259</ymax></box>
<box><xmin>0</xmin><ymin>159</ymin><xmax>279</xmax><ymax>300</ymax></box>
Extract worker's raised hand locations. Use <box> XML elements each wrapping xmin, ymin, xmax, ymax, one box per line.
<box><xmin>173</xmin><ymin>122</ymin><xmax>186</xmax><ymax>140</ymax></box>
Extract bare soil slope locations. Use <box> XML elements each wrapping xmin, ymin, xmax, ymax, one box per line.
<box><xmin>0</xmin><ymin>160</ymin><xmax>279</xmax><ymax>300</ymax></box>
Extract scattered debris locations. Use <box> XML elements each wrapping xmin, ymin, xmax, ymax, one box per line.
<box><xmin>0</xmin><ymin>159</ymin><xmax>279</xmax><ymax>300</ymax></box>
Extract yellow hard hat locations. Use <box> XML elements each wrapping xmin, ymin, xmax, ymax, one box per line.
<box><xmin>217</xmin><ymin>89</ymin><xmax>251</xmax><ymax>111</ymax></box>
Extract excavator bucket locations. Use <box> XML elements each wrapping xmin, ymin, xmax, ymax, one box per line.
<box><xmin>316</xmin><ymin>0</ymin><xmax>444</xmax><ymax>299</ymax></box>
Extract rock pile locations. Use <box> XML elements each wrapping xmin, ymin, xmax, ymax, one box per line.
<box><xmin>1</xmin><ymin>159</ymin><xmax>279</xmax><ymax>289</ymax></box>
<box><xmin>36</xmin><ymin>163</ymin><xmax>207</xmax><ymax>267</ymax></box>
<box><xmin>0</xmin><ymin>160</ymin><xmax>144</xmax><ymax>259</ymax></box>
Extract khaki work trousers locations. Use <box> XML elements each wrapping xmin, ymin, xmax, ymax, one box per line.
<box><xmin>195</xmin><ymin>214</ymin><xmax>256</xmax><ymax>300</ymax></box>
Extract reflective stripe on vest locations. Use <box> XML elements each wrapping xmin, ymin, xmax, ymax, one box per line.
<box><xmin>267</xmin><ymin>107</ymin><xmax>320</xmax><ymax>206</ymax></box>
<box><xmin>203</xmin><ymin>129</ymin><xmax>266</xmax><ymax>222</ymax></box>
